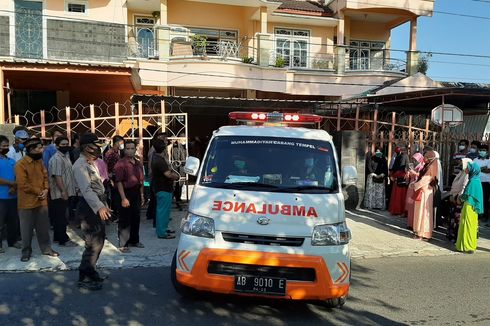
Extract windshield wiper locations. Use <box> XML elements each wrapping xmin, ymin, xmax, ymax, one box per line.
<box><xmin>282</xmin><ymin>185</ymin><xmax>335</xmax><ymax>193</ymax></box>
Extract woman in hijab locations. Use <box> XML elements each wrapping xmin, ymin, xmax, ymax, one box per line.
<box><xmin>411</xmin><ymin>150</ymin><xmax>438</xmax><ymax>241</ymax></box>
<box><xmin>389</xmin><ymin>146</ymin><xmax>409</xmax><ymax>216</ymax></box>
<box><xmin>456</xmin><ymin>162</ymin><xmax>483</xmax><ymax>253</ymax></box>
<box><xmin>364</xmin><ymin>149</ymin><xmax>388</xmax><ymax>209</ymax></box>
<box><xmin>446</xmin><ymin>158</ymin><xmax>472</xmax><ymax>242</ymax></box>
<box><xmin>405</xmin><ymin>152</ymin><xmax>425</xmax><ymax>230</ymax></box>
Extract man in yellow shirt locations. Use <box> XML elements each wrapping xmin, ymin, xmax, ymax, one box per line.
<box><xmin>15</xmin><ymin>138</ymin><xmax>59</xmax><ymax>262</ymax></box>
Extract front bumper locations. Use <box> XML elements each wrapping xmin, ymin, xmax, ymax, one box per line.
<box><xmin>176</xmin><ymin>248</ymin><xmax>349</xmax><ymax>301</ymax></box>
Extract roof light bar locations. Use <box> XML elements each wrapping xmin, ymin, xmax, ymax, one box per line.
<box><xmin>229</xmin><ymin>112</ymin><xmax>322</xmax><ymax>125</ymax></box>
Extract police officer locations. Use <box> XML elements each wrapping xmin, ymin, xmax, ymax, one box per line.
<box><xmin>72</xmin><ymin>133</ymin><xmax>111</xmax><ymax>290</ymax></box>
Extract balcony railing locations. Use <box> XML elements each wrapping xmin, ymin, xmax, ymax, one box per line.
<box><xmin>346</xmin><ymin>57</ymin><xmax>406</xmax><ymax>73</ymax></box>
<box><xmin>170</xmin><ymin>39</ymin><xmax>244</xmax><ymax>59</ymax></box>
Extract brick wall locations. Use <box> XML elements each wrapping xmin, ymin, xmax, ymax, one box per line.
<box><xmin>47</xmin><ymin>19</ymin><xmax>126</xmax><ymax>62</ymax></box>
<box><xmin>0</xmin><ymin>16</ymin><xmax>9</xmax><ymax>56</ymax></box>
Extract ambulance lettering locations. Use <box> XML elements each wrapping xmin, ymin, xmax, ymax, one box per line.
<box><xmin>212</xmin><ymin>201</ymin><xmax>318</xmax><ymax>218</ymax></box>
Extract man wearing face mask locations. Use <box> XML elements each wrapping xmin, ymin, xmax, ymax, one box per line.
<box><xmin>472</xmin><ymin>144</ymin><xmax>490</xmax><ymax>224</ymax></box>
<box><xmin>104</xmin><ymin>135</ymin><xmax>124</xmax><ymax>221</ymax></box>
<box><xmin>15</xmin><ymin>138</ymin><xmax>59</xmax><ymax>262</ymax></box>
<box><xmin>73</xmin><ymin>133</ymin><xmax>111</xmax><ymax>290</ymax></box>
<box><xmin>7</xmin><ymin>129</ymin><xmax>29</xmax><ymax>162</ymax></box>
<box><xmin>114</xmin><ymin>140</ymin><xmax>145</xmax><ymax>252</ymax></box>
<box><xmin>0</xmin><ymin>135</ymin><xmax>22</xmax><ymax>252</ymax></box>
<box><xmin>451</xmin><ymin>140</ymin><xmax>469</xmax><ymax>185</ymax></box>
<box><xmin>466</xmin><ymin>141</ymin><xmax>481</xmax><ymax>160</ymax></box>
<box><xmin>48</xmin><ymin>136</ymin><xmax>77</xmax><ymax>247</ymax></box>
<box><xmin>43</xmin><ymin>129</ymin><xmax>63</xmax><ymax>169</ymax></box>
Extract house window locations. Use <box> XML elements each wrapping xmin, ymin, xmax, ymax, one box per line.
<box><xmin>66</xmin><ymin>1</ymin><xmax>87</xmax><ymax>14</ymax></box>
<box><xmin>349</xmin><ymin>40</ymin><xmax>385</xmax><ymax>70</ymax></box>
<box><xmin>135</xmin><ymin>16</ymin><xmax>156</xmax><ymax>26</ymax></box>
<box><xmin>274</xmin><ymin>28</ymin><xmax>310</xmax><ymax>68</ymax></box>
<box><xmin>133</xmin><ymin>16</ymin><xmax>157</xmax><ymax>58</ymax></box>
<box><xmin>189</xmin><ymin>27</ymin><xmax>238</xmax><ymax>56</ymax></box>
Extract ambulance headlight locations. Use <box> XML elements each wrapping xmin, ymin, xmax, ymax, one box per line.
<box><xmin>182</xmin><ymin>213</ymin><xmax>215</xmax><ymax>238</ymax></box>
<box><xmin>311</xmin><ymin>222</ymin><xmax>351</xmax><ymax>246</ymax></box>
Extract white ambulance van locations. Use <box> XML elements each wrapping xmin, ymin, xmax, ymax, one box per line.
<box><xmin>171</xmin><ymin>112</ymin><xmax>356</xmax><ymax>307</ymax></box>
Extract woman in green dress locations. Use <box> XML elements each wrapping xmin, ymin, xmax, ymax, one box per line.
<box><xmin>456</xmin><ymin>162</ymin><xmax>483</xmax><ymax>253</ymax></box>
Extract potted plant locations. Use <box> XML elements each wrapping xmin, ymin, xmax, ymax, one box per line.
<box><xmin>274</xmin><ymin>56</ymin><xmax>286</xmax><ymax>68</ymax></box>
<box><xmin>190</xmin><ymin>34</ymin><xmax>208</xmax><ymax>59</ymax></box>
<box><xmin>242</xmin><ymin>57</ymin><xmax>254</xmax><ymax>64</ymax></box>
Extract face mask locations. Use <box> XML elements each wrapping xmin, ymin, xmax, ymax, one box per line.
<box><xmin>86</xmin><ymin>146</ymin><xmax>102</xmax><ymax>159</ymax></box>
<box><xmin>234</xmin><ymin>160</ymin><xmax>246</xmax><ymax>170</ymax></box>
<box><xmin>119</xmin><ymin>143</ymin><xmax>124</xmax><ymax>150</ymax></box>
<box><xmin>479</xmin><ymin>151</ymin><xmax>487</xmax><ymax>158</ymax></box>
<box><xmin>470</xmin><ymin>148</ymin><xmax>477</xmax><ymax>153</ymax></box>
<box><xmin>304</xmin><ymin>158</ymin><xmax>314</xmax><ymax>168</ymax></box>
<box><xmin>18</xmin><ymin>143</ymin><xmax>25</xmax><ymax>150</ymax></box>
<box><xmin>459</xmin><ymin>145</ymin><xmax>466</xmax><ymax>151</ymax></box>
<box><xmin>59</xmin><ymin>146</ymin><xmax>71</xmax><ymax>154</ymax></box>
<box><xmin>0</xmin><ymin>148</ymin><xmax>9</xmax><ymax>155</ymax></box>
<box><xmin>375</xmin><ymin>152</ymin><xmax>382</xmax><ymax>158</ymax></box>
<box><xmin>28</xmin><ymin>152</ymin><xmax>43</xmax><ymax>160</ymax></box>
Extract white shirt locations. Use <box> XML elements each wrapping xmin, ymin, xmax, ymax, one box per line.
<box><xmin>7</xmin><ymin>145</ymin><xmax>24</xmax><ymax>162</ymax></box>
<box><xmin>473</xmin><ymin>158</ymin><xmax>490</xmax><ymax>183</ymax></box>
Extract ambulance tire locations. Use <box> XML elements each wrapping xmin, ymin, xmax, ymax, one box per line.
<box><xmin>324</xmin><ymin>296</ymin><xmax>347</xmax><ymax>309</ymax></box>
<box><xmin>171</xmin><ymin>251</ymin><xmax>197</xmax><ymax>298</ymax></box>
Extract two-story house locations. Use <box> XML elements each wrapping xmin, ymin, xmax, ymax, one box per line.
<box><xmin>0</xmin><ymin>0</ymin><xmax>435</xmax><ymax>135</ymax></box>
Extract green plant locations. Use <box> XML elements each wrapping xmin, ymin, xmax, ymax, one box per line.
<box><xmin>312</xmin><ymin>58</ymin><xmax>331</xmax><ymax>70</ymax></box>
<box><xmin>274</xmin><ymin>56</ymin><xmax>286</xmax><ymax>68</ymax></box>
<box><xmin>190</xmin><ymin>34</ymin><xmax>208</xmax><ymax>56</ymax></box>
<box><xmin>242</xmin><ymin>57</ymin><xmax>254</xmax><ymax>64</ymax></box>
<box><xmin>416</xmin><ymin>53</ymin><xmax>432</xmax><ymax>74</ymax></box>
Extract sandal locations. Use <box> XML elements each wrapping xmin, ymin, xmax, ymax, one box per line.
<box><xmin>158</xmin><ymin>234</ymin><xmax>176</xmax><ymax>239</ymax></box>
<box><xmin>129</xmin><ymin>243</ymin><xmax>145</xmax><ymax>248</ymax></box>
<box><xmin>118</xmin><ymin>247</ymin><xmax>131</xmax><ymax>253</ymax></box>
<box><xmin>20</xmin><ymin>255</ymin><xmax>30</xmax><ymax>262</ymax></box>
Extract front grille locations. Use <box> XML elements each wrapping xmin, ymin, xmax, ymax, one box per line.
<box><xmin>207</xmin><ymin>261</ymin><xmax>316</xmax><ymax>282</ymax></box>
<box><xmin>222</xmin><ymin>232</ymin><xmax>304</xmax><ymax>247</ymax></box>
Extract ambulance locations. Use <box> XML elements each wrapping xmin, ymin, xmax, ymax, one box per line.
<box><xmin>171</xmin><ymin>111</ymin><xmax>356</xmax><ymax>307</ymax></box>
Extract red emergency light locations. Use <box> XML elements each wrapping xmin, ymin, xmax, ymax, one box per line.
<box><xmin>228</xmin><ymin>111</ymin><xmax>323</xmax><ymax>125</ymax></box>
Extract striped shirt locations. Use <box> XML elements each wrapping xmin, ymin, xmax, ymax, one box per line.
<box><xmin>48</xmin><ymin>151</ymin><xmax>77</xmax><ymax>200</ymax></box>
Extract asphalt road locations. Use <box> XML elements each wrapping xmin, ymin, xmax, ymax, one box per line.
<box><xmin>0</xmin><ymin>254</ymin><xmax>489</xmax><ymax>326</ymax></box>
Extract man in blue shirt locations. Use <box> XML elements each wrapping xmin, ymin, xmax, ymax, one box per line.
<box><xmin>43</xmin><ymin>129</ymin><xmax>63</xmax><ymax>169</ymax></box>
<box><xmin>0</xmin><ymin>135</ymin><xmax>21</xmax><ymax>252</ymax></box>
<box><xmin>7</xmin><ymin>129</ymin><xmax>29</xmax><ymax>162</ymax></box>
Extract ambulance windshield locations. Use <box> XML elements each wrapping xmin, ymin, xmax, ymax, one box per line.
<box><xmin>200</xmin><ymin>136</ymin><xmax>338</xmax><ymax>193</ymax></box>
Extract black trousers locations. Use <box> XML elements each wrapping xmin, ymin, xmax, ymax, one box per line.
<box><xmin>110</xmin><ymin>183</ymin><xmax>121</xmax><ymax>220</ymax></box>
<box><xmin>77</xmin><ymin>198</ymin><xmax>106</xmax><ymax>280</ymax></box>
<box><xmin>118</xmin><ymin>187</ymin><xmax>141</xmax><ymax>247</ymax></box>
<box><xmin>146</xmin><ymin>181</ymin><xmax>156</xmax><ymax>227</ymax></box>
<box><xmin>481</xmin><ymin>182</ymin><xmax>490</xmax><ymax>221</ymax></box>
<box><xmin>174</xmin><ymin>183</ymin><xmax>182</xmax><ymax>202</ymax></box>
<box><xmin>0</xmin><ymin>199</ymin><xmax>20</xmax><ymax>247</ymax></box>
<box><xmin>51</xmin><ymin>198</ymin><xmax>70</xmax><ymax>244</ymax></box>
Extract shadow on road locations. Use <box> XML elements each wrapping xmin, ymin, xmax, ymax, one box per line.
<box><xmin>0</xmin><ymin>265</ymin><xmax>409</xmax><ymax>326</ymax></box>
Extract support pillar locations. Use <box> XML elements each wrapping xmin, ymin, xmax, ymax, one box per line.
<box><xmin>157</xmin><ymin>0</ymin><xmax>170</xmax><ymax>60</ymax></box>
<box><xmin>335</xmin><ymin>11</ymin><xmax>346</xmax><ymax>74</ymax></box>
<box><xmin>257</xmin><ymin>6</ymin><xmax>272</xmax><ymax>67</ymax></box>
<box><xmin>406</xmin><ymin>17</ymin><xmax>419</xmax><ymax>75</ymax></box>
<box><xmin>0</xmin><ymin>68</ymin><xmax>4</xmax><ymax>124</ymax></box>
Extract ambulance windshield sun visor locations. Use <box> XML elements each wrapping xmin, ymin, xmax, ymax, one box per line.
<box><xmin>200</xmin><ymin>136</ymin><xmax>338</xmax><ymax>194</ymax></box>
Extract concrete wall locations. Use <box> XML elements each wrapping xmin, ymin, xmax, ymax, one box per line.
<box><xmin>47</xmin><ymin>19</ymin><xmax>126</xmax><ymax>62</ymax></box>
<box><xmin>0</xmin><ymin>16</ymin><xmax>9</xmax><ymax>56</ymax></box>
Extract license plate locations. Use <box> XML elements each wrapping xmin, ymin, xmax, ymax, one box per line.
<box><xmin>234</xmin><ymin>275</ymin><xmax>287</xmax><ymax>296</ymax></box>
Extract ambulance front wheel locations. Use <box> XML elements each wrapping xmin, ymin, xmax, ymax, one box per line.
<box><xmin>171</xmin><ymin>251</ymin><xmax>197</xmax><ymax>298</ymax></box>
<box><xmin>324</xmin><ymin>295</ymin><xmax>347</xmax><ymax>308</ymax></box>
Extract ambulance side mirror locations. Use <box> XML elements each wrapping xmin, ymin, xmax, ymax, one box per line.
<box><xmin>342</xmin><ymin>165</ymin><xmax>358</xmax><ymax>186</ymax></box>
<box><xmin>184</xmin><ymin>156</ymin><xmax>200</xmax><ymax>176</ymax></box>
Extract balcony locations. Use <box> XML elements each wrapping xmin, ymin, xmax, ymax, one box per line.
<box><xmin>170</xmin><ymin>39</ymin><xmax>244</xmax><ymax>60</ymax></box>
